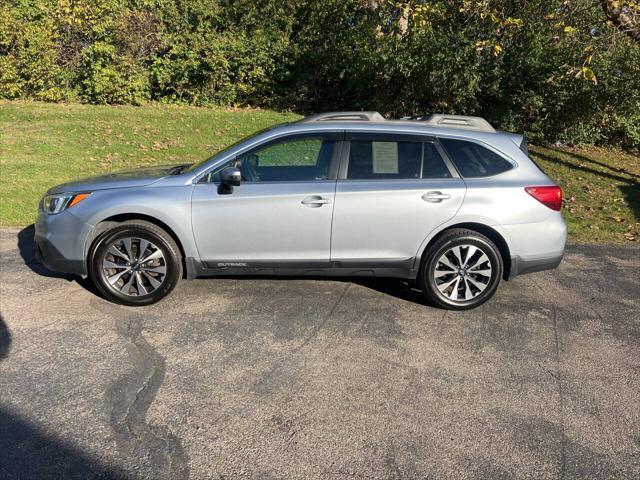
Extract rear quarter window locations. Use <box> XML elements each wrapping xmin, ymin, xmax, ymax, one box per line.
<box><xmin>440</xmin><ymin>138</ymin><xmax>513</xmax><ymax>177</ymax></box>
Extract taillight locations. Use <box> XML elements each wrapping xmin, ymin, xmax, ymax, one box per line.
<box><xmin>525</xmin><ymin>186</ymin><xmax>562</xmax><ymax>211</ymax></box>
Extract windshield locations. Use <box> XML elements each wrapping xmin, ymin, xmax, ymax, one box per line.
<box><xmin>187</xmin><ymin>126</ymin><xmax>277</xmax><ymax>172</ymax></box>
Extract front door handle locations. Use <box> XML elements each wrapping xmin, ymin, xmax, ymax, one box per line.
<box><xmin>422</xmin><ymin>191</ymin><xmax>451</xmax><ymax>203</ymax></box>
<box><xmin>301</xmin><ymin>195</ymin><xmax>330</xmax><ymax>208</ymax></box>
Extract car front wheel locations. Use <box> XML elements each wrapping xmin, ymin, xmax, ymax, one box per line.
<box><xmin>89</xmin><ymin>221</ymin><xmax>182</xmax><ymax>306</ymax></box>
<box><xmin>419</xmin><ymin>229</ymin><xmax>503</xmax><ymax>310</ymax></box>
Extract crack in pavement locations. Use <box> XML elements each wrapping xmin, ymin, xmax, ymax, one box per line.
<box><xmin>551</xmin><ymin>305</ymin><xmax>567</xmax><ymax>480</ymax></box>
<box><xmin>106</xmin><ymin>311</ymin><xmax>189</xmax><ymax>480</ymax></box>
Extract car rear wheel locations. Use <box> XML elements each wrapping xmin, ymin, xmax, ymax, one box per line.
<box><xmin>89</xmin><ymin>221</ymin><xmax>182</xmax><ymax>306</ymax></box>
<box><xmin>419</xmin><ymin>229</ymin><xmax>503</xmax><ymax>310</ymax></box>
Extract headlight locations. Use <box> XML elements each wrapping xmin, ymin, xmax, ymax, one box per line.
<box><xmin>42</xmin><ymin>192</ymin><xmax>92</xmax><ymax>215</ymax></box>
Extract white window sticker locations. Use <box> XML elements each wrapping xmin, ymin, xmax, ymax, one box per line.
<box><xmin>372</xmin><ymin>142</ymin><xmax>398</xmax><ymax>174</ymax></box>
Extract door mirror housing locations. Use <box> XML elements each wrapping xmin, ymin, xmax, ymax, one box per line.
<box><xmin>220</xmin><ymin>166</ymin><xmax>242</xmax><ymax>186</ymax></box>
<box><xmin>218</xmin><ymin>166</ymin><xmax>241</xmax><ymax>194</ymax></box>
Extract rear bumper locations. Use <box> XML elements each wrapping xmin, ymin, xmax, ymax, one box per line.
<box><xmin>496</xmin><ymin>212</ymin><xmax>567</xmax><ymax>279</ymax></box>
<box><xmin>509</xmin><ymin>251</ymin><xmax>563</xmax><ymax>278</ymax></box>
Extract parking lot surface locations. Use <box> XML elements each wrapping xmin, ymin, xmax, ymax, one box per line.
<box><xmin>1</xmin><ymin>227</ymin><xmax>639</xmax><ymax>479</ymax></box>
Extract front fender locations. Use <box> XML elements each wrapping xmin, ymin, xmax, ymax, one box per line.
<box><xmin>72</xmin><ymin>185</ymin><xmax>198</xmax><ymax>260</ymax></box>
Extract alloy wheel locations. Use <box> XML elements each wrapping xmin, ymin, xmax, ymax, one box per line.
<box><xmin>100</xmin><ymin>237</ymin><xmax>167</xmax><ymax>297</ymax></box>
<box><xmin>433</xmin><ymin>244</ymin><xmax>493</xmax><ymax>302</ymax></box>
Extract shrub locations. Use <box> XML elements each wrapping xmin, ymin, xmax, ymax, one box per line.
<box><xmin>75</xmin><ymin>42</ymin><xmax>149</xmax><ymax>105</ymax></box>
<box><xmin>0</xmin><ymin>0</ymin><xmax>638</xmax><ymax>150</ymax></box>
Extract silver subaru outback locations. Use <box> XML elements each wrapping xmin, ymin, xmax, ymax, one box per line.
<box><xmin>35</xmin><ymin>112</ymin><xmax>566</xmax><ymax>310</ymax></box>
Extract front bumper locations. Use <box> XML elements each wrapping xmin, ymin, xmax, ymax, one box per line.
<box><xmin>35</xmin><ymin>235</ymin><xmax>86</xmax><ymax>275</ymax></box>
<box><xmin>35</xmin><ymin>210</ymin><xmax>92</xmax><ymax>276</ymax></box>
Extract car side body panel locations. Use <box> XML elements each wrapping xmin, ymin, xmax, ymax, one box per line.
<box><xmin>331</xmin><ymin>178</ymin><xmax>466</xmax><ymax>262</ymax></box>
<box><xmin>191</xmin><ymin>181</ymin><xmax>337</xmax><ymax>263</ymax></box>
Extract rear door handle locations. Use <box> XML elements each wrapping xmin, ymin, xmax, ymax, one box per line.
<box><xmin>301</xmin><ymin>195</ymin><xmax>330</xmax><ymax>207</ymax></box>
<box><xmin>422</xmin><ymin>191</ymin><xmax>451</xmax><ymax>203</ymax></box>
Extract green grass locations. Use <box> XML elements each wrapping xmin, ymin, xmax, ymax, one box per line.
<box><xmin>1</xmin><ymin>101</ymin><xmax>638</xmax><ymax>243</ymax></box>
<box><xmin>529</xmin><ymin>145</ymin><xmax>639</xmax><ymax>243</ymax></box>
<box><xmin>0</xmin><ymin>101</ymin><xmax>299</xmax><ymax>225</ymax></box>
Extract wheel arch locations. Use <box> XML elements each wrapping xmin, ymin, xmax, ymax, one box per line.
<box><xmin>416</xmin><ymin>222</ymin><xmax>512</xmax><ymax>280</ymax></box>
<box><xmin>85</xmin><ymin>213</ymin><xmax>190</xmax><ymax>278</ymax></box>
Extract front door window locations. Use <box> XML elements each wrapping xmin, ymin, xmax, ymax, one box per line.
<box><xmin>210</xmin><ymin>137</ymin><xmax>336</xmax><ymax>183</ymax></box>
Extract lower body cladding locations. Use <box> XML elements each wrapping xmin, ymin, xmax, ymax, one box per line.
<box><xmin>185</xmin><ymin>258</ymin><xmax>416</xmax><ymax>279</ymax></box>
<box><xmin>184</xmin><ymin>254</ymin><xmax>564</xmax><ymax>281</ymax></box>
<box><xmin>34</xmin><ymin>241</ymin><xmax>564</xmax><ymax>282</ymax></box>
<box><xmin>509</xmin><ymin>252</ymin><xmax>564</xmax><ymax>277</ymax></box>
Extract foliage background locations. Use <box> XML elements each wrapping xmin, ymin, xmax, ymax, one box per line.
<box><xmin>1</xmin><ymin>0</ymin><xmax>639</xmax><ymax>149</ymax></box>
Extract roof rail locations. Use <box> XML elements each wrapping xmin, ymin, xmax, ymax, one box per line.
<box><xmin>422</xmin><ymin>114</ymin><xmax>495</xmax><ymax>132</ymax></box>
<box><xmin>301</xmin><ymin>111</ymin><xmax>386</xmax><ymax>123</ymax></box>
<box><xmin>299</xmin><ymin>111</ymin><xmax>495</xmax><ymax>132</ymax></box>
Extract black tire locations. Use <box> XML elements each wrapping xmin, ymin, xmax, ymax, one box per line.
<box><xmin>419</xmin><ymin>228</ymin><xmax>503</xmax><ymax>310</ymax></box>
<box><xmin>89</xmin><ymin>221</ymin><xmax>182</xmax><ymax>306</ymax></box>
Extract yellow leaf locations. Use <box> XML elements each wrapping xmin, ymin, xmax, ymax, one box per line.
<box><xmin>504</xmin><ymin>17</ymin><xmax>523</xmax><ymax>27</ymax></box>
<box><xmin>564</xmin><ymin>26</ymin><xmax>576</xmax><ymax>34</ymax></box>
<box><xmin>493</xmin><ymin>44</ymin><xmax>503</xmax><ymax>56</ymax></box>
<box><xmin>581</xmin><ymin>66</ymin><xmax>597</xmax><ymax>84</ymax></box>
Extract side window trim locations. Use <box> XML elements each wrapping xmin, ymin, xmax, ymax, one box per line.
<box><xmin>199</xmin><ymin>131</ymin><xmax>344</xmax><ymax>184</ymax></box>
<box><xmin>433</xmin><ymin>140</ymin><xmax>461</xmax><ymax>179</ymax></box>
<box><xmin>338</xmin><ymin>134</ymin><xmax>459</xmax><ymax>181</ymax></box>
<box><xmin>337</xmin><ymin>140</ymin><xmax>350</xmax><ymax>180</ymax></box>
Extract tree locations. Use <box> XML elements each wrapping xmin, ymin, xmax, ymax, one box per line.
<box><xmin>600</xmin><ymin>1</ymin><xmax>640</xmax><ymax>42</ymax></box>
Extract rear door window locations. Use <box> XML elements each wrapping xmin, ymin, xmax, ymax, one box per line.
<box><xmin>347</xmin><ymin>139</ymin><xmax>452</xmax><ymax>180</ymax></box>
<box><xmin>440</xmin><ymin>138</ymin><xmax>513</xmax><ymax>177</ymax></box>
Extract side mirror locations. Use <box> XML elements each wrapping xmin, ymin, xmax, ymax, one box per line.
<box><xmin>220</xmin><ymin>166</ymin><xmax>242</xmax><ymax>186</ymax></box>
<box><xmin>218</xmin><ymin>166</ymin><xmax>241</xmax><ymax>194</ymax></box>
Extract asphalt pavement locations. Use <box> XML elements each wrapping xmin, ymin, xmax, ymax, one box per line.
<box><xmin>1</xmin><ymin>227</ymin><xmax>638</xmax><ymax>479</ymax></box>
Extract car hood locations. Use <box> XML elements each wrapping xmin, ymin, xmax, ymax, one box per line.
<box><xmin>46</xmin><ymin>164</ymin><xmax>190</xmax><ymax>195</ymax></box>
